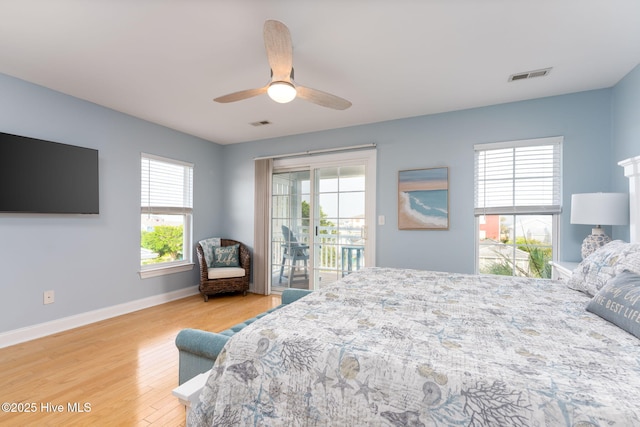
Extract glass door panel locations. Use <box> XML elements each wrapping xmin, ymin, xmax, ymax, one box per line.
<box><xmin>313</xmin><ymin>165</ymin><xmax>366</xmax><ymax>288</ymax></box>
<box><xmin>271</xmin><ymin>171</ymin><xmax>311</xmax><ymax>291</ymax></box>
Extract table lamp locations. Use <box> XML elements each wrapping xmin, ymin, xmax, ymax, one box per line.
<box><xmin>570</xmin><ymin>192</ymin><xmax>629</xmax><ymax>259</ymax></box>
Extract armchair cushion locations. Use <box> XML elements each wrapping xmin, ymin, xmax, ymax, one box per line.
<box><xmin>207</xmin><ymin>267</ymin><xmax>246</xmax><ymax>280</ymax></box>
<box><xmin>212</xmin><ymin>244</ymin><xmax>240</xmax><ymax>267</ymax></box>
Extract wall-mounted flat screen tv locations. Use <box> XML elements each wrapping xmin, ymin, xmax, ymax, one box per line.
<box><xmin>0</xmin><ymin>131</ymin><xmax>99</xmax><ymax>214</ymax></box>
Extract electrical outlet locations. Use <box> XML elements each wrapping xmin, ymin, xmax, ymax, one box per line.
<box><xmin>44</xmin><ymin>290</ymin><xmax>55</xmax><ymax>305</ymax></box>
<box><xmin>378</xmin><ymin>215</ymin><xmax>385</xmax><ymax>225</ymax></box>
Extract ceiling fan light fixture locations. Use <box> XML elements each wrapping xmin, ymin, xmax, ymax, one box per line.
<box><xmin>214</xmin><ymin>21</ymin><xmax>351</xmax><ymax>110</ymax></box>
<box><xmin>267</xmin><ymin>81</ymin><xmax>296</xmax><ymax>103</ymax></box>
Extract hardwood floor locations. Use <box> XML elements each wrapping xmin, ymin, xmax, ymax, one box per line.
<box><xmin>0</xmin><ymin>292</ymin><xmax>281</xmax><ymax>427</ymax></box>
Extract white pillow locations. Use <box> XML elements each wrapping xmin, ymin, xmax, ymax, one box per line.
<box><xmin>566</xmin><ymin>240</ymin><xmax>639</xmax><ymax>296</ymax></box>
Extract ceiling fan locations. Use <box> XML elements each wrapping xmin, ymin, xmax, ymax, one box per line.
<box><xmin>214</xmin><ymin>20</ymin><xmax>352</xmax><ymax>110</ymax></box>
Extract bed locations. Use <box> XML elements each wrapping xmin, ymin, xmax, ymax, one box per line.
<box><xmin>187</xmin><ymin>157</ymin><xmax>640</xmax><ymax>426</ymax></box>
<box><xmin>188</xmin><ymin>265</ymin><xmax>640</xmax><ymax>426</ymax></box>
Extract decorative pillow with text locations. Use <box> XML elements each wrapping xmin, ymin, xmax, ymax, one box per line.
<box><xmin>213</xmin><ymin>244</ymin><xmax>240</xmax><ymax>268</ymax></box>
<box><xmin>587</xmin><ymin>270</ymin><xmax>640</xmax><ymax>339</ymax></box>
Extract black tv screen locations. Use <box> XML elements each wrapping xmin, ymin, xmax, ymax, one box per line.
<box><xmin>0</xmin><ymin>131</ymin><xmax>99</xmax><ymax>214</ymax></box>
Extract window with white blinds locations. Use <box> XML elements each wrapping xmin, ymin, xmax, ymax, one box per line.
<box><xmin>141</xmin><ymin>154</ymin><xmax>193</xmax><ymax>214</ymax></box>
<box><xmin>474</xmin><ymin>137</ymin><xmax>562</xmax><ymax>278</ymax></box>
<box><xmin>474</xmin><ymin>137</ymin><xmax>562</xmax><ymax>215</ymax></box>
<box><xmin>140</xmin><ymin>153</ymin><xmax>193</xmax><ymax>276</ymax></box>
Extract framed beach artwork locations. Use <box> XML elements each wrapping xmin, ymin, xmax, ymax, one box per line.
<box><xmin>398</xmin><ymin>167</ymin><xmax>449</xmax><ymax>230</ymax></box>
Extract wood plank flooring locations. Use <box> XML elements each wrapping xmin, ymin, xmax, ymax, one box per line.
<box><xmin>0</xmin><ymin>292</ymin><xmax>281</xmax><ymax>427</ymax></box>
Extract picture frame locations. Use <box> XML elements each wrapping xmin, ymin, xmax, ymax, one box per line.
<box><xmin>398</xmin><ymin>167</ymin><xmax>449</xmax><ymax>230</ymax></box>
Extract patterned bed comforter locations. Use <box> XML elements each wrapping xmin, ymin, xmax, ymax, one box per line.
<box><xmin>189</xmin><ymin>268</ymin><xmax>640</xmax><ymax>426</ymax></box>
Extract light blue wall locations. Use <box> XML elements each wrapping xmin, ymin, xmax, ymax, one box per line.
<box><xmin>223</xmin><ymin>89</ymin><xmax>613</xmax><ymax>274</ymax></box>
<box><xmin>1</xmin><ymin>67</ymin><xmax>631</xmax><ymax>333</ymax></box>
<box><xmin>612</xmin><ymin>63</ymin><xmax>640</xmax><ymax>240</ymax></box>
<box><xmin>0</xmin><ymin>74</ymin><xmax>224</xmax><ymax>333</ymax></box>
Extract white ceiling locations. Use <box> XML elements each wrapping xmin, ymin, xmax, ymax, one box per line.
<box><xmin>1</xmin><ymin>1</ymin><xmax>639</xmax><ymax>145</ymax></box>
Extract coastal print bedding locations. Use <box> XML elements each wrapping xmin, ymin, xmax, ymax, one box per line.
<box><xmin>189</xmin><ymin>267</ymin><xmax>640</xmax><ymax>426</ymax></box>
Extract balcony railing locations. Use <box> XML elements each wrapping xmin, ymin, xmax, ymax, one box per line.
<box><xmin>271</xmin><ymin>225</ymin><xmax>365</xmax><ymax>284</ymax></box>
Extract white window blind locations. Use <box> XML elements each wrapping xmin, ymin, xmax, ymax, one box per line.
<box><xmin>141</xmin><ymin>154</ymin><xmax>193</xmax><ymax>214</ymax></box>
<box><xmin>474</xmin><ymin>137</ymin><xmax>562</xmax><ymax>215</ymax></box>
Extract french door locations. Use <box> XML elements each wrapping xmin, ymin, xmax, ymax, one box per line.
<box><xmin>270</xmin><ymin>149</ymin><xmax>376</xmax><ymax>291</ymax></box>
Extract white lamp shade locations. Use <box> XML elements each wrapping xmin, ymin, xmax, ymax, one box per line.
<box><xmin>267</xmin><ymin>81</ymin><xmax>296</xmax><ymax>103</ymax></box>
<box><xmin>570</xmin><ymin>193</ymin><xmax>629</xmax><ymax>226</ymax></box>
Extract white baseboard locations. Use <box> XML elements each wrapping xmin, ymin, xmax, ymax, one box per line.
<box><xmin>0</xmin><ymin>285</ymin><xmax>199</xmax><ymax>349</ymax></box>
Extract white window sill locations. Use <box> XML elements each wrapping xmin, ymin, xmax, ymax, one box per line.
<box><xmin>139</xmin><ymin>262</ymin><xmax>194</xmax><ymax>279</ymax></box>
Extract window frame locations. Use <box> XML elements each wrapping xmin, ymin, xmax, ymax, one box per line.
<box><xmin>474</xmin><ymin>137</ymin><xmax>562</xmax><ymax>277</ymax></box>
<box><xmin>139</xmin><ymin>153</ymin><xmax>194</xmax><ymax>279</ymax></box>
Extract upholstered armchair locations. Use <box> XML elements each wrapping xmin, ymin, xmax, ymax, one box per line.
<box><xmin>196</xmin><ymin>239</ymin><xmax>250</xmax><ymax>301</ymax></box>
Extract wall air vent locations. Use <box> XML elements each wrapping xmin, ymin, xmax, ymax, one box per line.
<box><xmin>508</xmin><ymin>67</ymin><xmax>552</xmax><ymax>82</ymax></box>
<box><xmin>250</xmin><ymin>120</ymin><xmax>272</xmax><ymax>127</ymax></box>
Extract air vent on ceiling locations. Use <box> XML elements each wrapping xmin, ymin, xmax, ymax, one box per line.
<box><xmin>250</xmin><ymin>120</ymin><xmax>272</xmax><ymax>127</ymax></box>
<box><xmin>508</xmin><ymin>67</ymin><xmax>552</xmax><ymax>82</ymax></box>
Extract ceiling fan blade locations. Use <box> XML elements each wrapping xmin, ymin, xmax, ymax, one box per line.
<box><xmin>213</xmin><ymin>86</ymin><xmax>268</xmax><ymax>103</ymax></box>
<box><xmin>264</xmin><ymin>20</ymin><xmax>293</xmax><ymax>81</ymax></box>
<box><xmin>296</xmin><ymin>86</ymin><xmax>352</xmax><ymax>110</ymax></box>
